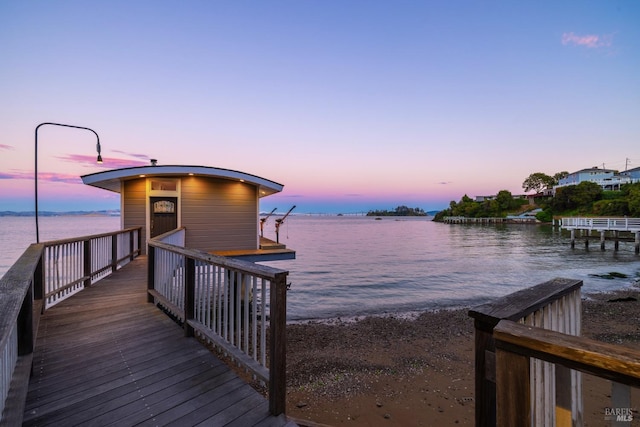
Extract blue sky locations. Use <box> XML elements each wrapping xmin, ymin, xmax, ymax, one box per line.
<box><xmin>1</xmin><ymin>0</ymin><xmax>639</xmax><ymax>214</ymax></box>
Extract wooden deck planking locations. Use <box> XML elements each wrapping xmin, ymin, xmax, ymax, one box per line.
<box><xmin>24</xmin><ymin>256</ymin><xmax>293</xmax><ymax>427</ymax></box>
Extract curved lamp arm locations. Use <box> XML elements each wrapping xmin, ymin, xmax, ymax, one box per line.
<box><xmin>35</xmin><ymin>122</ymin><xmax>102</xmax><ymax>243</ymax></box>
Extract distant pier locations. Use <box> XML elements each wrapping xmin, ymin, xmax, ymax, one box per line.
<box><xmin>442</xmin><ymin>216</ymin><xmax>538</xmax><ymax>224</ymax></box>
<box><xmin>559</xmin><ymin>217</ymin><xmax>640</xmax><ymax>253</ymax></box>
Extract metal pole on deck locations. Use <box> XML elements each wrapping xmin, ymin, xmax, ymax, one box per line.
<box><xmin>275</xmin><ymin>205</ymin><xmax>296</xmax><ymax>244</ymax></box>
<box><xmin>35</xmin><ymin>123</ymin><xmax>102</xmax><ymax>243</ymax></box>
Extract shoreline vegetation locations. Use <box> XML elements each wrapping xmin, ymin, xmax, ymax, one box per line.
<box><xmin>366</xmin><ymin>205</ymin><xmax>429</xmax><ymax>217</ymax></box>
<box><xmin>433</xmin><ymin>179</ymin><xmax>640</xmax><ymax>223</ymax></box>
<box><xmin>282</xmin><ymin>285</ymin><xmax>640</xmax><ymax>426</ymax></box>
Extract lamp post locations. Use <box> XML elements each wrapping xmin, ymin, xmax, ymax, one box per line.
<box><xmin>35</xmin><ymin>122</ymin><xmax>102</xmax><ymax>243</ymax></box>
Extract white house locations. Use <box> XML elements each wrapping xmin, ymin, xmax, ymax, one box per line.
<box><xmin>555</xmin><ymin>167</ymin><xmax>632</xmax><ymax>191</ymax></box>
<box><xmin>620</xmin><ymin>166</ymin><xmax>640</xmax><ymax>183</ymax></box>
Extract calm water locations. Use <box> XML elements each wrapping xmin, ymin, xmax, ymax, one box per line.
<box><xmin>0</xmin><ymin>216</ymin><xmax>121</xmax><ymax>275</ymax></box>
<box><xmin>2</xmin><ymin>215</ymin><xmax>639</xmax><ymax>321</ymax></box>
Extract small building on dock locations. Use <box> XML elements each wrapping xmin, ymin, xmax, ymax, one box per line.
<box><xmin>82</xmin><ymin>163</ymin><xmax>295</xmax><ymax>261</ymax></box>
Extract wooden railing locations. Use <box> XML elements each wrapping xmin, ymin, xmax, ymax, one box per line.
<box><xmin>0</xmin><ymin>227</ymin><xmax>141</xmax><ymax>425</ymax></box>
<box><xmin>494</xmin><ymin>320</ymin><xmax>640</xmax><ymax>426</ymax></box>
<box><xmin>442</xmin><ymin>216</ymin><xmax>537</xmax><ymax>224</ymax></box>
<box><xmin>468</xmin><ymin>278</ymin><xmax>583</xmax><ymax>427</ymax></box>
<box><xmin>41</xmin><ymin>227</ymin><xmax>142</xmax><ymax>307</ymax></box>
<box><xmin>147</xmin><ymin>229</ymin><xmax>289</xmax><ymax>416</ymax></box>
<box><xmin>560</xmin><ymin>217</ymin><xmax>640</xmax><ymax>253</ymax></box>
<box><xmin>0</xmin><ymin>244</ymin><xmax>42</xmax><ymax>426</ymax></box>
<box><xmin>560</xmin><ymin>217</ymin><xmax>640</xmax><ymax>232</ymax></box>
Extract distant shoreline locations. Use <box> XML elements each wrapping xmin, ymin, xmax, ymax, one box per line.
<box><xmin>0</xmin><ymin>211</ymin><xmax>120</xmax><ymax>217</ymax></box>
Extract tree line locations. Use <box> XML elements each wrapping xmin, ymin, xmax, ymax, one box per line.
<box><xmin>434</xmin><ymin>171</ymin><xmax>640</xmax><ymax>222</ymax></box>
<box><xmin>367</xmin><ymin>206</ymin><xmax>427</xmax><ymax>216</ymax></box>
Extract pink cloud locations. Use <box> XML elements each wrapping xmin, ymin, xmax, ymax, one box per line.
<box><xmin>561</xmin><ymin>32</ymin><xmax>612</xmax><ymax>48</ymax></box>
<box><xmin>0</xmin><ymin>144</ymin><xmax>14</xmax><ymax>150</ymax></box>
<box><xmin>57</xmin><ymin>154</ymin><xmax>148</xmax><ymax>169</ymax></box>
<box><xmin>0</xmin><ymin>170</ymin><xmax>81</xmax><ymax>183</ymax></box>
<box><xmin>111</xmin><ymin>149</ymin><xmax>150</xmax><ymax>160</ymax></box>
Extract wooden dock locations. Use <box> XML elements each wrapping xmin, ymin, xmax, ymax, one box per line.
<box><xmin>559</xmin><ymin>217</ymin><xmax>640</xmax><ymax>253</ymax></box>
<box><xmin>22</xmin><ymin>256</ymin><xmax>296</xmax><ymax>427</ymax></box>
<box><xmin>442</xmin><ymin>216</ymin><xmax>537</xmax><ymax>224</ymax></box>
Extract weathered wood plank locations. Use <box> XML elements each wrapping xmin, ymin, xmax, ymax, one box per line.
<box><xmin>469</xmin><ymin>278</ymin><xmax>582</xmax><ymax>328</ymax></box>
<box><xmin>24</xmin><ymin>256</ymin><xmax>293</xmax><ymax>427</ymax></box>
<box><xmin>24</xmin><ymin>355</ymin><xmax>227</xmax><ymax>425</ymax></box>
<box><xmin>494</xmin><ymin>320</ymin><xmax>640</xmax><ymax>387</ymax></box>
<box><xmin>495</xmin><ymin>347</ymin><xmax>530</xmax><ymax>427</ymax></box>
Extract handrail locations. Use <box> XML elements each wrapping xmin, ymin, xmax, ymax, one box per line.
<box><xmin>494</xmin><ymin>320</ymin><xmax>640</xmax><ymax>426</ymax></box>
<box><xmin>0</xmin><ymin>226</ymin><xmax>141</xmax><ymax>425</ymax></box>
<box><xmin>468</xmin><ymin>278</ymin><xmax>583</xmax><ymax>427</ymax></box>
<box><xmin>560</xmin><ymin>217</ymin><xmax>640</xmax><ymax>231</ymax></box>
<box><xmin>147</xmin><ymin>235</ymin><xmax>289</xmax><ymax>416</ymax></box>
<box><xmin>0</xmin><ymin>244</ymin><xmax>43</xmax><ymax>425</ymax></box>
<box><xmin>42</xmin><ymin>227</ymin><xmax>142</xmax><ymax>307</ymax></box>
<box><xmin>152</xmin><ymin>226</ymin><xmax>186</xmax><ymax>247</ymax></box>
<box><xmin>38</xmin><ymin>226</ymin><xmax>140</xmax><ymax>247</ymax></box>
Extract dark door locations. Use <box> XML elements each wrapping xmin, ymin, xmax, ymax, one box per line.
<box><xmin>150</xmin><ymin>197</ymin><xmax>178</xmax><ymax>238</ymax></box>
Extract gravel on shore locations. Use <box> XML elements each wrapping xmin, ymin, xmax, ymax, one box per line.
<box><xmin>284</xmin><ymin>284</ymin><xmax>640</xmax><ymax>426</ymax></box>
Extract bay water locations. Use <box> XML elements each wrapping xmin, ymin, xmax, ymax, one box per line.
<box><xmin>2</xmin><ymin>215</ymin><xmax>639</xmax><ymax>321</ymax></box>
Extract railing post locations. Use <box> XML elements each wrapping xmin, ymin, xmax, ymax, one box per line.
<box><xmin>34</xmin><ymin>251</ymin><xmax>44</xmax><ymax>303</ymax></box>
<box><xmin>495</xmin><ymin>344</ymin><xmax>531</xmax><ymax>426</ymax></box>
<box><xmin>147</xmin><ymin>245</ymin><xmax>155</xmax><ymax>303</ymax></box>
<box><xmin>469</xmin><ymin>278</ymin><xmax>583</xmax><ymax>427</ymax></box>
<box><xmin>473</xmin><ymin>319</ymin><xmax>497</xmax><ymax>427</ymax></box>
<box><xmin>269</xmin><ymin>271</ymin><xmax>288</xmax><ymax>416</ymax></box>
<box><xmin>83</xmin><ymin>239</ymin><xmax>91</xmax><ymax>288</ymax></box>
<box><xmin>129</xmin><ymin>231</ymin><xmax>135</xmax><ymax>261</ymax></box>
<box><xmin>111</xmin><ymin>234</ymin><xmax>118</xmax><ymax>273</ymax></box>
<box><xmin>184</xmin><ymin>257</ymin><xmax>195</xmax><ymax>337</ymax></box>
<box><xmin>17</xmin><ymin>279</ymin><xmax>35</xmax><ymax>356</ymax></box>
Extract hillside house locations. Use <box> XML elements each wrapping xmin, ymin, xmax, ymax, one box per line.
<box><xmin>555</xmin><ymin>167</ymin><xmax>632</xmax><ymax>191</ymax></box>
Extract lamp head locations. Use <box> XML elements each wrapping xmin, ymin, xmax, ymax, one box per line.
<box><xmin>96</xmin><ymin>141</ymin><xmax>102</xmax><ymax>164</ymax></box>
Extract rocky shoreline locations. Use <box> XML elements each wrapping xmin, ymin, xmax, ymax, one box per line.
<box><xmin>284</xmin><ymin>286</ymin><xmax>640</xmax><ymax>426</ymax></box>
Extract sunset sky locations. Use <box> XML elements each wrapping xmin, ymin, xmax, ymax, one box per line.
<box><xmin>1</xmin><ymin>1</ymin><xmax>639</xmax><ymax>214</ymax></box>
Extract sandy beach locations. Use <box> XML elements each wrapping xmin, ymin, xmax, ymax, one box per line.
<box><xmin>284</xmin><ymin>285</ymin><xmax>640</xmax><ymax>426</ymax></box>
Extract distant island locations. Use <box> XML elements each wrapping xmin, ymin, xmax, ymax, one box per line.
<box><xmin>0</xmin><ymin>210</ymin><xmax>120</xmax><ymax>217</ymax></box>
<box><xmin>366</xmin><ymin>206</ymin><xmax>429</xmax><ymax>217</ymax></box>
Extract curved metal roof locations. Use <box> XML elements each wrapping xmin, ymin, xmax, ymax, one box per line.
<box><xmin>81</xmin><ymin>165</ymin><xmax>284</xmax><ymax>197</ymax></box>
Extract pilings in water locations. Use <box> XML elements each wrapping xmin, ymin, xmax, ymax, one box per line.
<box><xmin>561</xmin><ymin>217</ymin><xmax>640</xmax><ymax>254</ymax></box>
<box><xmin>569</xmin><ymin>228</ymin><xmax>640</xmax><ymax>254</ymax></box>
<box><xmin>442</xmin><ymin>216</ymin><xmax>538</xmax><ymax>224</ymax></box>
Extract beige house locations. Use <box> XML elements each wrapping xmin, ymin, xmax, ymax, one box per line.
<box><xmin>82</xmin><ymin>164</ymin><xmax>294</xmax><ymax>261</ymax></box>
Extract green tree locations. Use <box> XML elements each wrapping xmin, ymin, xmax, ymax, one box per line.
<box><xmin>626</xmin><ymin>183</ymin><xmax>640</xmax><ymax>216</ymax></box>
<box><xmin>552</xmin><ymin>181</ymin><xmax>603</xmax><ymax>212</ymax></box>
<box><xmin>522</xmin><ymin>173</ymin><xmax>556</xmax><ymax>193</ymax></box>
<box><xmin>495</xmin><ymin>190</ymin><xmax>514</xmax><ymax>211</ymax></box>
<box><xmin>592</xmin><ymin>199</ymin><xmax>629</xmax><ymax>216</ymax></box>
<box><xmin>572</xmin><ymin>181</ymin><xmax>603</xmax><ymax>208</ymax></box>
<box><xmin>553</xmin><ymin>171</ymin><xmax>569</xmax><ymax>182</ymax></box>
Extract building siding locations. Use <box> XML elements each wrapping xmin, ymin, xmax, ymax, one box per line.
<box><xmin>181</xmin><ymin>177</ymin><xmax>257</xmax><ymax>252</ymax></box>
<box><xmin>123</xmin><ymin>179</ymin><xmax>147</xmax><ymax>253</ymax></box>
